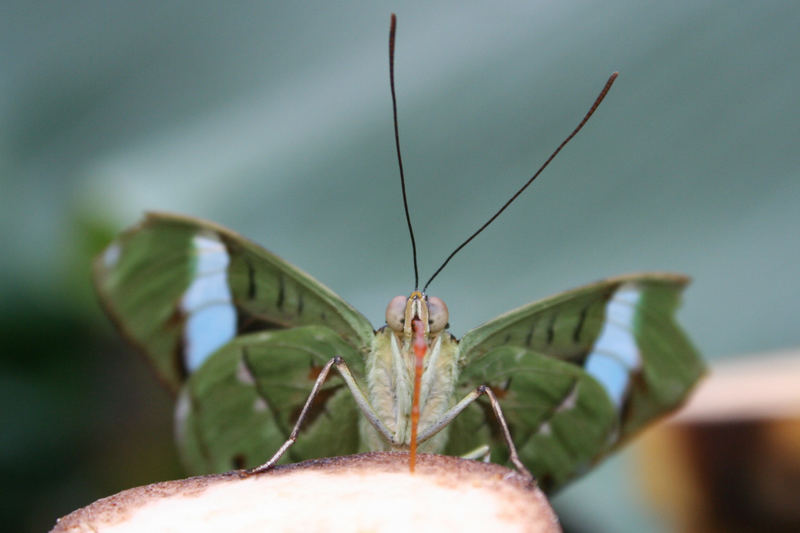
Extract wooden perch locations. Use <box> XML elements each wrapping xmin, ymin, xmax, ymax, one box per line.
<box><xmin>51</xmin><ymin>452</ymin><xmax>560</xmax><ymax>533</ymax></box>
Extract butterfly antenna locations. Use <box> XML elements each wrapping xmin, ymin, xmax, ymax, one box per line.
<box><xmin>390</xmin><ymin>13</ymin><xmax>420</xmax><ymax>290</ymax></box>
<box><xmin>422</xmin><ymin>72</ymin><xmax>619</xmax><ymax>292</ymax></box>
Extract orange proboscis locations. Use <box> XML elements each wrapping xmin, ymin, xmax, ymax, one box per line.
<box><xmin>409</xmin><ymin>318</ymin><xmax>426</xmax><ymax>473</ymax></box>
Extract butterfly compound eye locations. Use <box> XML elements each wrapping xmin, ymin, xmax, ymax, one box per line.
<box><xmin>427</xmin><ymin>296</ymin><xmax>449</xmax><ymax>333</ymax></box>
<box><xmin>386</xmin><ymin>295</ymin><xmax>407</xmax><ymax>331</ymax></box>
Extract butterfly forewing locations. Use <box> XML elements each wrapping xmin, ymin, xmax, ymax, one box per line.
<box><xmin>619</xmin><ymin>281</ymin><xmax>701</xmax><ymax>435</ymax></box>
<box><xmin>176</xmin><ymin>326</ymin><xmax>364</xmax><ymax>473</ymax></box>
<box><xmin>456</xmin><ymin>273</ymin><xmax>704</xmax><ymax>491</ymax></box>
<box><xmin>94</xmin><ymin>212</ymin><xmax>374</xmax><ymax>391</ymax></box>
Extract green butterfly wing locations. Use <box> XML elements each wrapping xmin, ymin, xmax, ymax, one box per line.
<box><xmin>93</xmin><ymin>212</ymin><xmax>375</xmax><ymax>391</ymax></box>
<box><xmin>451</xmin><ymin>273</ymin><xmax>704</xmax><ymax>492</ymax></box>
<box><xmin>444</xmin><ymin>346</ymin><xmax>619</xmax><ymax>491</ymax></box>
<box><xmin>177</xmin><ymin>326</ymin><xmax>364</xmax><ymax>473</ymax></box>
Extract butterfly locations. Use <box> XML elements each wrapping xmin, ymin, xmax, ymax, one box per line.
<box><xmin>93</xmin><ymin>15</ymin><xmax>703</xmax><ymax>493</ymax></box>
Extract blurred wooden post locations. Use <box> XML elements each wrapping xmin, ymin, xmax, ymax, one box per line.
<box><xmin>637</xmin><ymin>350</ymin><xmax>800</xmax><ymax>533</ymax></box>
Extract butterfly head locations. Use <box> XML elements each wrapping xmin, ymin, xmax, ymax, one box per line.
<box><xmin>385</xmin><ymin>291</ymin><xmax>449</xmax><ymax>338</ymax></box>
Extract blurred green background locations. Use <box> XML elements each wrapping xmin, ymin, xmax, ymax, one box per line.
<box><xmin>2</xmin><ymin>2</ymin><xmax>798</xmax><ymax>532</ymax></box>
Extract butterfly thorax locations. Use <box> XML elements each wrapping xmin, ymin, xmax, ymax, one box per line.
<box><xmin>361</xmin><ymin>292</ymin><xmax>460</xmax><ymax>452</ymax></box>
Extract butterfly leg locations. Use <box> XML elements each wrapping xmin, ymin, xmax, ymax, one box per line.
<box><xmin>460</xmin><ymin>444</ymin><xmax>491</xmax><ymax>462</ymax></box>
<box><xmin>417</xmin><ymin>385</ymin><xmax>533</xmax><ymax>481</ymax></box>
<box><xmin>246</xmin><ymin>355</ymin><xmax>397</xmax><ymax>475</ymax></box>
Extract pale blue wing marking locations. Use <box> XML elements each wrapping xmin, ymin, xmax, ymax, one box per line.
<box><xmin>191</xmin><ymin>234</ymin><xmax>230</xmax><ymax>273</ymax></box>
<box><xmin>584</xmin><ymin>284</ymin><xmax>642</xmax><ymax>407</ymax></box>
<box><xmin>103</xmin><ymin>242</ymin><xmax>121</xmax><ymax>268</ymax></box>
<box><xmin>182</xmin><ymin>272</ymin><xmax>232</xmax><ymax>310</ymax></box>
<box><xmin>183</xmin><ymin>306</ymin><xmax>236</xmax><ymax>371</ymax></box>
<box><xmin>181</xmin><ymin>232</ymin><xmax>236</xmax><ymax>371</ymax></box>
<box><xmin>584</xmin><ymin>354</ymin><xmax>629</xmax><ymax>407</ymax></box>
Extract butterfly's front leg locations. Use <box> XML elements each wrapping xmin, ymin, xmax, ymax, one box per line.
<box><xmin>417</xmin><ymin>385</ymin><xmax>533</xmax><ymax>481</ymax></box>
<box><xmin>245</xmin><ymin>356</ymin><xmax>397</xmax><ymax>476</ymax></box>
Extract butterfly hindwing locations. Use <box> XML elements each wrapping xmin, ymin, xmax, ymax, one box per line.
<box><xmin>450</xmin><ymin>346</ymin><xmax>618</xmax><ymax>492</ymax></box>
<box><xmin>456</xmin><ymin>273</ymin><xmax>704</xmax><ymax>491</ymax></box>
<box><xmin>93</xmin><ymin>212</ymin><xmax>375</xmax><ymax>391</ymax></box>
<box><xmin>176</xmin><ymin>326</ymin><xmax>364</xmax><ymax>473</ymax></box>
